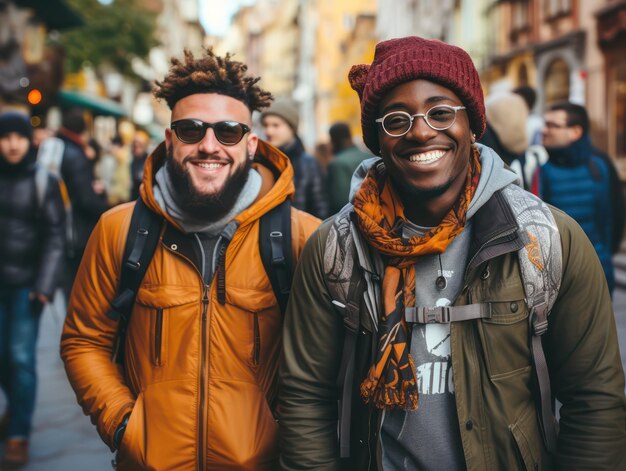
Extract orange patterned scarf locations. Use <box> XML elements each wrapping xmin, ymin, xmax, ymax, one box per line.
<box><xmin>353</xmin><ymin>146</ymin><xmax>482</xmax><ymax>410</ymax></box>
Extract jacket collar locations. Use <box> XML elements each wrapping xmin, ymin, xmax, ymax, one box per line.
<box><xmin>466</xmin><ymin>189</ymin><xmax>525</xmax><ymax>275</ymax></box>
<box><xmin>138</xmin><ymin>139</ymin><xmax>295</xmax><ymax>232</ymax></box>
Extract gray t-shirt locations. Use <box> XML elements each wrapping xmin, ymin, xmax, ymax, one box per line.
<box><xmin>381</xmin><ymin>220</ymin><xmax>471</xmax><ymax>471</ymax></box>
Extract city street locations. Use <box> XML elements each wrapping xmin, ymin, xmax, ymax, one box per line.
<box><xmin>0</xmin><ymin>265</ymin><xmax>625</xmax><ymax>470</ymax></box>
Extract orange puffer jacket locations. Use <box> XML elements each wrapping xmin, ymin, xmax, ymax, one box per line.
<box><xmin>61</xmin><ymin>140</ymin><xmax>320</xmax><ymax>470</ymax></box>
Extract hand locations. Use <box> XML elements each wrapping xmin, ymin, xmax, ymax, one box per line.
<box><xmin>29</xmin><ymin>292</ymin><xmax>50</xmax><ymax>305</ymax></box>
<box><xmin>92</xmin><ymin>180</ymin><xmax>106</xmax><ymax>194</ymax></box>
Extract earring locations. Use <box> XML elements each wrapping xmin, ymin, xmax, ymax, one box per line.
<box><xmin>471</xmin><ymin>133</ymin><xmax>476</xmax><ymax>144</ymax></box>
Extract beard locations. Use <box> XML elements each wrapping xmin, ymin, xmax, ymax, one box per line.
<box><xmin>166</xmin><ymin>144</ymin><xmax>252</xmax><ymax>221</ymax></box>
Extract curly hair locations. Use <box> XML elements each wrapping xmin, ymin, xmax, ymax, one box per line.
<box><xmin>153</xmin><ymin>48</ymin><xmax>273</xmax><ymax>112</ymax></box>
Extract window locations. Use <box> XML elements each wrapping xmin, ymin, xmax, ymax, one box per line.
<box><xmin>613</xmin><ymin>60</ymin><xmax>626</xmax><ymax>160</ymax></box>
<box><xmin>545</xmin><ymin>0</ymin><xmax>572</xmax><ymax>18</ymax></box>
<box><xmin>512</xmin><ymin>1</ymin><xmax>530</xmax><ymax>31</ymax></box>
<box><xmin>544</xmin><ymin>58</ymin><xmax>570</xmax><ymax>107</ymax></box>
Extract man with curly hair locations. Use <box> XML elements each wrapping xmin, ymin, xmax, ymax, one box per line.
<box><xmin>60</xmin><ymin>49</ymin><xmax>320</xmax><ymax>470</ymax></box>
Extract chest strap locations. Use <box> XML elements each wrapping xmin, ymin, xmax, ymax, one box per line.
<box><xmin>405</xmin><ymin>303</ymin><xmax>492</xmax><ymax>324</ymax></box>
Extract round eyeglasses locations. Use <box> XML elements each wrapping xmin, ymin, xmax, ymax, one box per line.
<box><xmin>171</xmin><ymin>119</ymin><xmax>251</xmax><ymax>146</ymax></box>
<box><xmin>375</xmin><ymin>104</ymin><xmax>467</xmax><ymax>137</ymax></box>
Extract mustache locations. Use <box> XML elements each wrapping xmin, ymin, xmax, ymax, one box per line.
<box><xmin>182</xmin><ymin>153</ymin><xmax>232</xmax><ymax>165</ymax></box>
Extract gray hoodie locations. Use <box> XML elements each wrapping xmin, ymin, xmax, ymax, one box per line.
<box><xmin>348</xmin><ymin>145</ymin><xmax>519</xmax><ymax>471</ymax></box>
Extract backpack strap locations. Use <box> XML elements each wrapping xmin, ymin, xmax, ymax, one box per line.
<box><xmin>34</xmin><ymin>164</ymin><xmax>49</xmax><ymax>209</ymax></box>
<box><xmin>108</xmin><ymin>198</ymin><xmax>163</xmax><ymax>364</ymax></box>
<box><xmin>502</xmin><ymin>184</ymin><xmax>562</xmax><ymax>454</ymax></box>
<box><xmin>324</xmin><ymin>205</ymin><xmax>378</xmax><ymax>458</ymax></box>
<box><xmin>259</xmin><ymin>200</ymin><xmax>293</xmax><ymax>316</ymax></box>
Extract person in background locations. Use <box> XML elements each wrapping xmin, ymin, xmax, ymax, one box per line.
<box><xmin>513</xmin><ymin>85</ymin><xmax>543</xmax><ymax>145</ymax></box>
<box><xmin>130</xmin><ymin>130</ymin><xmax>150</xmax><ymax>200</ymax></box>
<box><xmin>538</xmin><ymin>101</ymin><xmax>616</xmax><ymax>294</ymax></box>
<box><xmin>56</xmin><ymin>108</ymin><xmax>109</xmax><ymax>299</ymax></box>
<box><xmin>326</xmin><ymin>122</ymin><xmax>371</xmax><ymax>215</ymax></box>
<box><xmin>0</xmin><ymin>111</ymin><xmax>65</xmax><ymax>467</ymax></box>
<box><xmin>261</xmin><ymin>98</ymin><xmax>328</xmax><ymax>219</ymax></box>
<box><xmin>313</xmin><ymin>141</ymin><xmax>333</xmax><ymax>175</ymax></box>
<box><xmin>479</xmin><ymin>91</ymin><xmax>548</xmax><ymax>190</ymax></box>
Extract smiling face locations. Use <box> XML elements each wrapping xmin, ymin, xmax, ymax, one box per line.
<box><xmin>377</xmin><ymin>79</ymin><xmax>472</xmax><ymax>220</ymax></box>
<box><xmin>165</xmin><ymin>93</ymin><xmax>258</xmax><ymax>200</ymax></box>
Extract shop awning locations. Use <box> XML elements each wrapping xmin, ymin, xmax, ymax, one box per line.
<box><xmin>57</xmin><ymin>90</ymin><xmax>127</xmax><ymax>118</ymax></box>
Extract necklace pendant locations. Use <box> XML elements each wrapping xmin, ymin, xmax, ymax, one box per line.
<box><xmin>436</xmin><ymin>275</ymin><xmax>447</xmax><ymax>290</ymax></box>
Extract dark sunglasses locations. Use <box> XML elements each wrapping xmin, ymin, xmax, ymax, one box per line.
<box><xmin>170</xmin><ymin>119</ymin><xmax>251</xmax><ymax>145</ymax></box>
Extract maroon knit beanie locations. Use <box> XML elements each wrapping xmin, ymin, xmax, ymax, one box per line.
<box><xmin>349</xmin><ymin>36</ymin><xmax>486</xmax><ymax>155</ymax></box>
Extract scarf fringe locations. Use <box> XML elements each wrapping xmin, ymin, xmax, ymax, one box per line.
<box><xmin>360</xmin><ymin>356</ymin><xmax>419</xmax><ymax>411</ymax></box>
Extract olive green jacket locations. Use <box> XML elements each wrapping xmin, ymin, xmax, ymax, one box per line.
<box><xmin>279</xmin><ymin>189</ymin><xmax>626</xmax><ymax>471</ymax></box>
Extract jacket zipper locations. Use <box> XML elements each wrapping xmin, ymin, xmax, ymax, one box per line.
<box><xmin>154</xmin><ymin>308</ymin><xmax>163</xmax><ymax>366</ymax></box>
<box><xmin>252</xmin><ymin>312</ymin><xmax>260</xmax><ymax>366</ymax></box>
<box><xmin>464</xmin><ymin>227</ymin><xmax>518</xmax><ymax>281</ymax></box>
<box><xmin>198</xmin><ymin>284</ymin><xmax>209</xmax><ymax>471</ymax></box>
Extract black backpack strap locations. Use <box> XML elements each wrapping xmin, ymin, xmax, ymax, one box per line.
<box><xmin>259</xmin><ymin>200</ymin><xmax>293</xmax><ymax>315</ymax></box>
<box><xmin>108</xmin><ymin>198</ymin><xmax>163</xmax><ymax>363</ymax></box>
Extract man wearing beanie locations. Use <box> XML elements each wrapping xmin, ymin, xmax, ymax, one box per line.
<box><xmin>279</xmin><ymin>36</ymin><xmax>625</xmax><ymax>470</ymax></box>
<box><xmin>261</xmin><ymin>98</ymin><xmax>328</xmax><ymax>219</ymax></box>
<box><xmin>0</xmin><ymin>111</ymin><xmax>65</xmax><ymax>466</ymax></box>
<box><xmin>538</xmin><ymin>102</ymin><xmax>618</xmax><ymax>296</ymax></box>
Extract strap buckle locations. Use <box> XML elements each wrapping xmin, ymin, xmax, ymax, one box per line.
<box><xmin>531</xmin><ymin>302</ymin><xmax>549</xmax><ymax>336</ymax></box>
<box><xmin>421</xmin><ymin>306</ymin><xmax>450</xmax><ymax>323</ymax></box>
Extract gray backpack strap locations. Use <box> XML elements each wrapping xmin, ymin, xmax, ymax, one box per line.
<box><xmin>324</xmin><ymin>204</ymin><xmax>379</xmax><ymax>459</ymax></box>
<box><xmin>37</xmin><ymin>137</ymin><xmax>65</xmax><ymax>177</ymax></box>
<box><xmin>34</xmin><ymin>164</ymin><xmax>49</xmax><ymax>209</ymax></box>
<box><xmin>502</xmin><ymin>184</ymin><xmax>562</xmax><ymax>454</ymax></box>
<box><xmin>405</xmin><ymin>304</ymin><xmax>492</xmax><ymax>324</ymax></box>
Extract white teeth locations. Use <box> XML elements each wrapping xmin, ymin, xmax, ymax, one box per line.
<box><xmin>196</xmin><ymin>162</ymin><xmax>225</xmax><ymax>169</ymax></box>
<box><xmin>409</xmin><ymin>150</ymin><xmax>446</xmax><ymax>163</ymax></box>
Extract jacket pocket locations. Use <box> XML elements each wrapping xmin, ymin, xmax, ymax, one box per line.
<box><xmin>128</xmin><ymin>286</ymin><xmax>198</xmax><ymax>383</ymax></box>
<box><xmin>153</xmin><ymin>308</ymin><xmax>165</xmax><ymax>367</ymax></box>
<box><xmin>116</xmin><ymin>392</ymin><xmax>146</xmax><ymax>469</ymax></box>
<box><xmin>476</xmin><ymin>280</ymin><xmax>531</xmax><ymax>378</ymax></box>
<box><xmin>510</xmin><ymin>405</ymin><xmax>545</xmax><ymax>471</ymax></box>
<box><xmin>225</xmin><ymin>286</ymin><xmax>280</xmax><ymax>371</ymax></box>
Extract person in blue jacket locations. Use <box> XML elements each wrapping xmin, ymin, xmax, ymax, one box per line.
<box><xmin>538</xmin><ymin>101</ymin><xmax>615</xmax><ymax>293</ymax></box>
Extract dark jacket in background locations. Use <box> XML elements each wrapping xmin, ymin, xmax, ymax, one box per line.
<box><xmin>57</xmin><ymin>130</ymin><xmax>109</xmax><ymax>258</ymax></box>
<box><xmin>0</xmin><ymin>151</ymin><xmax>66</xmax><ymax>297</ymax></box>
<box><xmin>326</xmin><ymin>146</ymin><xmax>371</xmax><ymax>215</ymax></box>
<box><xmin>130</xmin><ymin>152</ymin><xmax>148</xmax><ymax>201</ymax></box>
<box><xmin>280</xmin><ymin>138</ymin><xmax>328</xmax><ymax>219</ymax></box>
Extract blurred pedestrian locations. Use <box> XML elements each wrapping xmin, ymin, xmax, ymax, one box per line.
<box><xmin>55</xmin><ymin>108</ymin><xmax>109</xmax><ymax>300</ymax></box>
<box><xmin>313</xmin><ymin>141</ymin><xmax>333</xmax><ymax>174</ymax></box>
<box><xmin>0</xmin><ymin>111</ymin><xmax>65</xmax><ymax>467</ymax></box>
<box><xmin>261</xmin><ymin>98</ymin><xmax>328</xmax><ymax>219</ymax></box>
<box><xmin>326</xmin><ymin>122</ymin><xmax>371</xmax><ymax>215</ymax></box>
<box><xmin>538</xmin><ymin>101</ymin><xmax>615</xmax><ymax>293</ymax></box>
<box><xmin>130</xmin><ymin>130</ymin><xmax>150</xmax><ymax>200</ymax></box>
<box><xmin>513</xmin><ymin>85</ymin><xmax>543</xmax><ymax>145</ymax></box>
<box><xmin>480</xmin><ymin>91</ymin><xmax>548</xmax><ymax>190</ymax></box>
<box><xmin>60</xmin><ymin>48</ymin><xmax>320</xmax><ymax>470</ymax></box>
